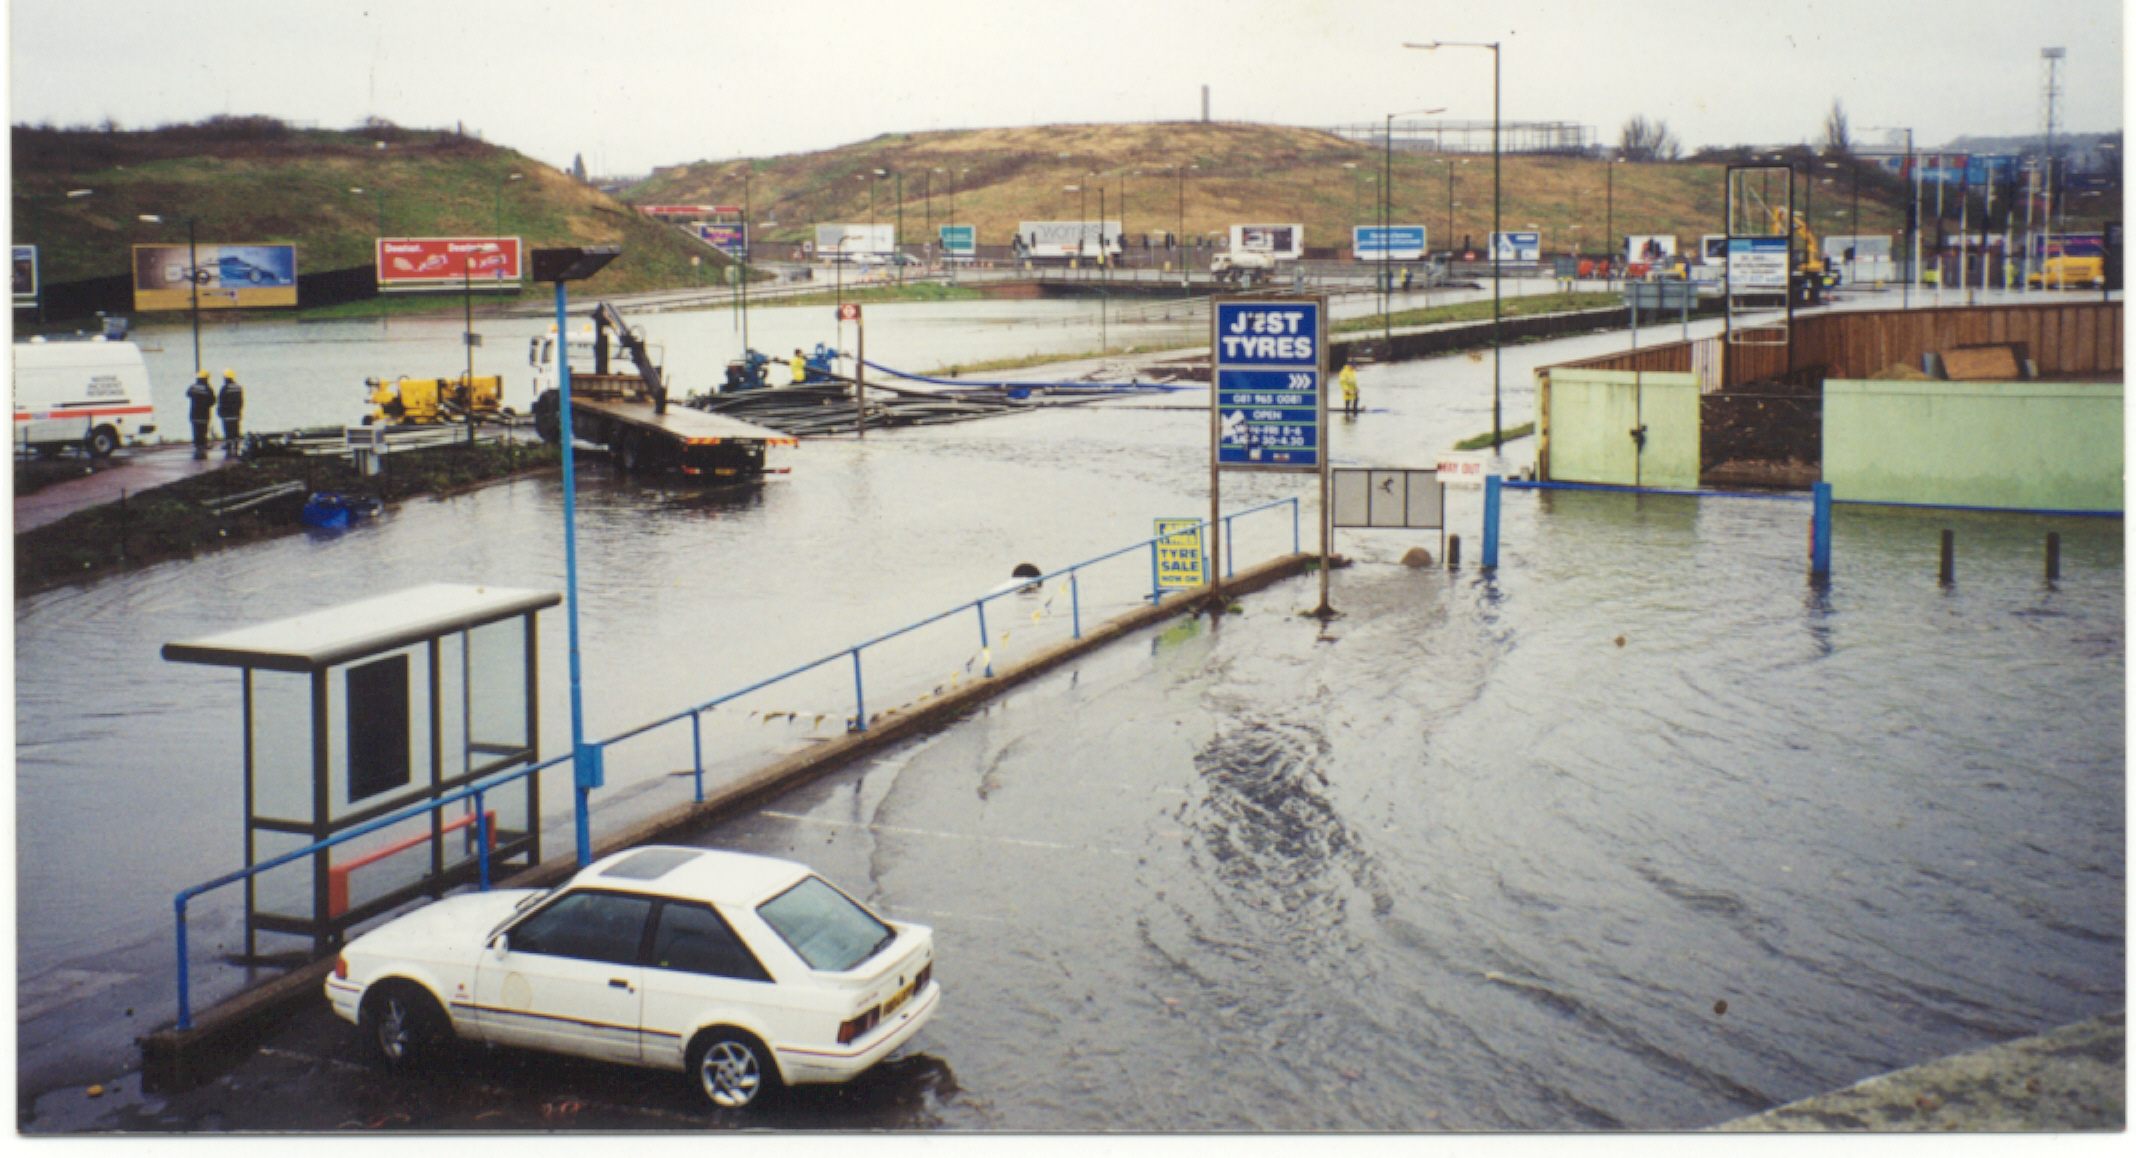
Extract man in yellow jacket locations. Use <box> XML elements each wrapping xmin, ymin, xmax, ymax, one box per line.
<box><xmin>1339</xmin><ymin>363</ymin><xmax>1360</xmax><ymax>415</ymax></box>
<box><xmin>790</xmin><ymin>349</ymin><xmax>808</xmax><ymax>386</ymax></box>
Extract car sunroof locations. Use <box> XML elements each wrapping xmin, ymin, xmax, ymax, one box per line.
<box><xmin>603</xmin><ymin>847</ymin><xmax>703</xmax><ymax>880</ymax></box>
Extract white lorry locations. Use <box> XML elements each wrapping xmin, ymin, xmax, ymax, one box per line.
<box><xmin>1210</xmin><ymin>249</ymin><xmax>1276</xmax><ymax>286</ymax></box>
<box><xmin>12</xmin><ymin>338</ymin><xmax>158</xmax><ymax>457</ymax></box>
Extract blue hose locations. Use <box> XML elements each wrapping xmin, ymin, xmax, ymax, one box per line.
<box><xmin>857</xmin><ymin>358</ymin><xmax>1190</xmax><ymax>395</ymax></box>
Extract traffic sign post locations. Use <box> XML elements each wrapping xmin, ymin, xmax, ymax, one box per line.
<box><xmin>1210</xmin><ymin>296</ymin><xmax>1331</xmax><ymax>613</ymax></box>
<box><xmin>839</xmin><ymin>302</ymin><xmax>865</xmax><ymax>436</ymax></box>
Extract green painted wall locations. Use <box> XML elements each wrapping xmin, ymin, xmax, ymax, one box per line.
<box><xmin>1824</xmin><ymin>379</ymin><xmax>2124</xmax><ymax>512</ymax></box>
<box><xmin>1543</xmin><ymin>370</ymin><xmax>1701</xmax><ymax>488</ymax></box>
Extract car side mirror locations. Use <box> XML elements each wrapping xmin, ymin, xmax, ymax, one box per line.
<box><xmin>488</xmin><ymin>933</ymin><xmax>509</xmax><ymax>954</ymax></box>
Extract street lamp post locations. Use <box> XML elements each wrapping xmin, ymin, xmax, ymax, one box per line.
<box><xmin>1411</xmin><ymin>39</ymin><xmax>1502</xmax><ymax>451</ymax></box>
<box><xmin>138</xmin><ymin>212</ymin><xmax>203</xmax><ymax>376</ymax></box>
<box><xmin>1177</xmin><ymin>164</ymin><xmax>1195</xmax><ymax>287</ymax></box>
<box><xmin>530</xmin><ymin>246</ymin><xmax>622</xmax><ymax>865</ymax></box>
<box><xmin>494</xmin><ymin>172</ymin><xmax>522</xmax><ymax>239</ymax></box>
<box><xmin>36</xmin><ymin>188</ymin><xmax>93</xmax><ymax>326</ymax></box>
<box><xmin>1869</xmin><ymin>126</ymin><xmax>1917</xmax><ymax>307</ymax></box>
<box><xmin>1383</xmin><ymin>108</ymin><xmax>1447</xmax><ymax>356</ymax></box>
<box><xmin>349</xmin><ymin>186</ymin><xmax>388</xmax><ymax>327</ymax></box>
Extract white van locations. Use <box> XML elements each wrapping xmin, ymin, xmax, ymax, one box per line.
<box><xmin>12</xmin><ymin>338</ymin><xmax>158</xmax><ymax>457</ymax></box>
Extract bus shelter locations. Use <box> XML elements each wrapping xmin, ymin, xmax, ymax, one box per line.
<box><xmin>164</xmin><ymin>583</ymin><xmax>560</xmax><ymax>956</ymax></box>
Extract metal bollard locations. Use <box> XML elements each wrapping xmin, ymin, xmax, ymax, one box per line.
<box><xmin>1482</xmin><ymin>476</ymin><xmax>1501</xmax><ymax>570</ymax></box>
<box><xmin>1939</xmin><ymin>529</ymin><xmax>1955</xmax><ymax>586</ymax></box>
<box><xmin>1809</xmin><ymin>481</ymin><xmax>1832</xmax><ymax>578</ymax></box>
<box><xmin>1447</xmin><ymin>533</ymin><xmax>1461</xmax><ymax>569</ymax></box>
<box><xmin>2046</xmin><ymin>532</ymin><xmax>2061</xmax><ymax>581</ymax></box>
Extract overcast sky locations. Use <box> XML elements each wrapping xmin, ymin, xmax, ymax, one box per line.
<box><xmin>9</xmin><ymin>0</ymin><xmax>2126</xmax><ymax>176</ymax></box>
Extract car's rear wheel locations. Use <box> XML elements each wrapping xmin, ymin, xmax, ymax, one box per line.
<box><xmin>688</xmin><ymin>1030</ymin><xmax>778</xmax><ymax>1109</ymax></box>
<box><xmin>361</xmin><ymin>983</ymin><xmax>448</xmax><ymax>1070</ymax></box>
<box><xmin>85</xmin><ymin>426</ymin><xmax>120</xmax><ymax>458</ymax></box>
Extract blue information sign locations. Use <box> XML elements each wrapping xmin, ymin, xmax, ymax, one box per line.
<box><xmin>1213</xmin><ymin>299</ymin><xmax>1322</xmax><ymax>470</ymax></box>
<box><xmin>1354</xmin><ymin>225</ymin><xmax>1426</xmax><ymax>261</ymax></box>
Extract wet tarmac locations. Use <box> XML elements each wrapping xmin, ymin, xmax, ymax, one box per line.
<box><xmin>15</xmin><ymin>286</ymin><xmax>2124</xmax><ymax>1132</ymax></box>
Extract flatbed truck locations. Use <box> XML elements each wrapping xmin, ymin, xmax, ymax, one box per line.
<box><xmin>530</xmin><ymin>303</ymin><xmax>795</xmax><ymax>478</ymax></box>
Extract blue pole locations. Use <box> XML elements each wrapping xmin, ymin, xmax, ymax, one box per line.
<box><xmin>976</xmin><ymin>601</ymin><xmax>994</xmax><ymax>677</ymax></box>
<box><xmin>1149</xmin><ymin>541</ymin><xmax>1161</xmax><ymax>603</ymax></box>
<box><xmin>557</xmin><ymin>280</ymin><xmax>596</xmax><ymax>866</ymax></box>
<box><xmin>1291</xmin><ymin>498</ymin><xmax>1301</xmax><ymax>554</ymax></box>
<box><xmin>175</xmin><ymin>898</ymin><xmax>191</xmax><ymax>1030</ymax></box>
<box><xmin>1811</xmin><ymin>480</ymin><xmax>1833</xmax><ymax>577</ymax></box>
<box><xmin>851</xmin><ymin>649</ymin><xmax>867</xmax><ymax>731</ymax></box>
<box><xmin>1070</xmin><ymin>571</ymin><xmax>1082</xmax><ymax>639</ymax></box>
<box><xmin>689</xmin><ymin>713</ymin><xmax>704</xmax><ymax>801</ymax></box>
<box><xmin>1222</xmin><ymin>516</ymin><xmax>1235</xmax><ymax>578</ymax></box>
<box><xmin>1482</xmin><ymin>475</ymin><xmax>1501</xmax><ymax>569</ymax></box>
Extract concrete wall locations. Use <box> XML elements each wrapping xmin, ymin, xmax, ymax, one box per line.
<box><xmin>1540</xmin><ymin>369</ymin><xmax>1701</xmax><ymax>488</ymax></box>
<box><xmin>1824</xmin><ymin>379</ymin><xmax>2125</xmax><ymax>512</ymax></box>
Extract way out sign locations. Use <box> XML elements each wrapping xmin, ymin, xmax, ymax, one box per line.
<box><xmin>1212</xmin><ymin>298</ymin><xmax>1324</xmax><ymax>471</ymax></box>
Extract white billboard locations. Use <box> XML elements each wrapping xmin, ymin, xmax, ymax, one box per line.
<box><xmin>1231</xmin><ymin>224</ymin><xmax>1304</xmax><ymax>260</ymax></box>
<box><xmin>814</xmin><ymin>223</ymin><xmax>895</xmax><ymax>261</ymax></box>
<box><xmin>1627</xmin><ymin>235</ymin><xmax>1678</xmax><ymax>267</ymax></box>
<box><xmin>1016</xmin><ymin>221</ymin><xmax>1121</xmax><ymax>259</ymax></box>
<box><xmin>1489</xmin><ymin>231</ymin><xmax>1542</xmax><ymax>262</ymax></box>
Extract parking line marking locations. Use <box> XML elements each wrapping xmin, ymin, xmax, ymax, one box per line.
<box><xmin>759</xmin><ymin>810</ymin><xmax>1133</xmax><ymax>856</ymax></box>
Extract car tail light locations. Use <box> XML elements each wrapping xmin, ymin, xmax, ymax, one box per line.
<box><xmin>916</xmin><ymin>962</ymin><xmax>931</xmax><ymax>990</ymax></box>
<box><xmin>333</xmin><ymin>955</ymin><xmax>348</xmax><ymax>980</ymax></box>
<box><xmin>837</xmin><ymin>1006</ymin><xmax>882</xmax><ymax>1045</ymax></box>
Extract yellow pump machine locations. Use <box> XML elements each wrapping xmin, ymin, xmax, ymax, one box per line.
<box><xmin>364</xmin><ymin>374</ymin><xmax>506</xmax><ymax>425</ymax></box>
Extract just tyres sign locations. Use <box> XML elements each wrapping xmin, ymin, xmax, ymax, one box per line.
<box><xmin>1212</xmin><ymin>298</ymin><xmax>1324</xmax><ymax>471</ymax></box>
<box><xmin>376</xmin><ymin>238</ymin><xmax>523</xmax><ymax>288</ymax></box>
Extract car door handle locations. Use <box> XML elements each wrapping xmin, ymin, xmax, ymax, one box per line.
<box><xmin>609</xmin><ymin>979</ymin><xmax>633</xmax><ymax>991</ymax></box>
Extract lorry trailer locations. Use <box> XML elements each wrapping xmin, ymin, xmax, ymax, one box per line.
<box><xmin>530</xmin><ymin>302</ymin><xmax>795</xmax><ymax>478</ymax></box>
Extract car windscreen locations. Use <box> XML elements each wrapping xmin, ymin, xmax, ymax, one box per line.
<box><xmin>756</xmin><ymin>876</ymin><xmax>894</xmax><ymax>973</ymax></box>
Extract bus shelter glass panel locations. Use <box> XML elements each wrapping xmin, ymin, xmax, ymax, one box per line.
<box><xmin>247</xmin><ymin>669</ymin><xmax>313</xmax><ymax>825</ymax></box>
<box><xmin>466</xmin><ymin>618</ymin><xmax>532</xmax><ymax>774</ymax></box>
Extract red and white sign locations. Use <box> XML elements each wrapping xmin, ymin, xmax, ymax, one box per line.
<box><xmin>375</xmin><ymin>237</ymin><xmax>523</xmax><ymax>287</ymax></box>
<box><xmin>1434</xmin><ymin>450</ymin><xmax>1492</xmax><ymax>488</ymax></box>
<box><xmin>838</xmin><ymin>303</ymin><xmax>862</xmax><ymax>322</ymax></box>
<box><xmin>639</xmin><ymin>205</ymin><xmax>736</xmax><ymax>217</ymax></box>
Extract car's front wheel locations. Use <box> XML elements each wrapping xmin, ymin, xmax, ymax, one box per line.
<box><xmin>688</xmin><ymin>1030</ymin><xmax>778</xmax><ymax>1109</ymax></box>
<box><xmin>361</xmin><ymin>983</ymin><xmax>449</xmax><ymax>1070</ymax></box>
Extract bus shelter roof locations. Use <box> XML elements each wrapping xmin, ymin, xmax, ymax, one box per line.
<box><xmin>162</xmin><ymin>583</ymin><xmax>561</xmax><ymax>673</ymax></box>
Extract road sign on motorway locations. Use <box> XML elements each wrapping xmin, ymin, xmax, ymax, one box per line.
<box><xmin>1213</xmin><ymin>298</ymin><xmax>1323</xmax><ymax>471</ymax></box>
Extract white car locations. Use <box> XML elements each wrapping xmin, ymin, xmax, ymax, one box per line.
<box><xmin>325</xmin><ymin>845</ymin><xmax>939</xmax><ymax>1109</ymax></box>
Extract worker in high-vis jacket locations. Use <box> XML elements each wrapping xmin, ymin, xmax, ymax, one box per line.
<box><xmin>1339</xmin><ymin>362</ymin><xmax>1360</xmax><ymax>416</ymax></box>
<box><xmin>790</xmin><ymin>349</ymin><xmax>808</xmax><ymax>386</ymax></box>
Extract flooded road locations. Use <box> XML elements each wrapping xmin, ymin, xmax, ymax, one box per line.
<box><xmin>16</xmin><ymin>288</ymin><xmax>2124</xmax><ymax>1130</ymax></box>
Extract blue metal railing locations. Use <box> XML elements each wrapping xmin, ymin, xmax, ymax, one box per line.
<box><xmin>169</xmin><ymin>497</ymin><xmax>1300</xmax><ymax>1028</ymax></box>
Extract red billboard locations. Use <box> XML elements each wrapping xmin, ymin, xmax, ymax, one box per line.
<box><xmin>375</xmin><ymin>237</ymin><xmax>523</xmax><ymax>289</ymax></box>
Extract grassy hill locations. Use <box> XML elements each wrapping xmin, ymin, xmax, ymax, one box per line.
<box><xmin>628</xmin><ymin>121</ymin><xmax>1915</xmax><ymax>256</ymax></box>
<box><xmin>11</xmin><ymin>117</ymin><xmax>735</xmax><ymax>313</ymax></box>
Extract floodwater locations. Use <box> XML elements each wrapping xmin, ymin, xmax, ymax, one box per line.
<box><xmin>15</xmin><ymin>288</ymin><xmax>2124</xmax><ymax>1130</ymax></box>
